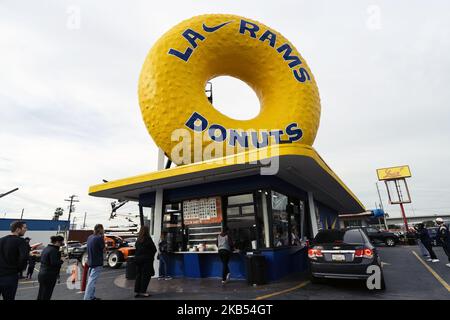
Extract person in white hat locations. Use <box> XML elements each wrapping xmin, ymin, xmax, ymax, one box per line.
<box><xmin>435</xmin><ymin>218</ymin><xmax>450</xmax><ymax>267</ymax></box>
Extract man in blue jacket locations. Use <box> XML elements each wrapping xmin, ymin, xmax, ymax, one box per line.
<box><xmin>84</xmin><ymin>224</ymin><xmax>105</xmax><ymax>300</ymax></box>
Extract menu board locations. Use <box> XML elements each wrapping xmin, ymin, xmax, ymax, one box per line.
<box><xmin>183</xmin><ymin>197</ymin><xmax>223</xmax><ymax>225</ymax></box>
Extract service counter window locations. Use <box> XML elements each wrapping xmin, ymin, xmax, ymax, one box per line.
<box><xmin>226</xmin><ymin>193</ymin><xmax>257</xmax><ymax>251</ymax></box>
<box><xmin>183</xmin><ymin>197</ymin><xmax>223</xmax><ymax>251</ymax></box>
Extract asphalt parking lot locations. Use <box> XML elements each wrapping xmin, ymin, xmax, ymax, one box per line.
<box><xmin>15</xmin><ymin>245</ymin><xmax>450</xmax><ymax>300</ymax></box>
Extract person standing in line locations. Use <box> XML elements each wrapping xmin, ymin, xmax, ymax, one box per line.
<box><xmin>26</xmin><ymin>253</ymin><xmax>37</xmax><ymax>279</ymax></box>
<box><xmin>37</xmin><ymin>236</ymin><xmax>65</xmax><ymax>300</ymax></box>
<box><xmin>158</xmin><ymin>231</ymin><xmax>171</xmax><ymax>280</ymax></box>
<box><xmin>0</xmin><ymin>221</ymin><xmax>29</xmax><ymax>300</ymax></box>
<box><xmin>416</xmin><ymin>224</ymin><xmax>439</xmax><ymax>262</ymax></box>
<box><xmin>413</xmin><ymin>225</ymin><xmax>431</xmax><ymax>259</ymax></box>
<box><xmin>217</xmin><ymin>226</ymin><xmax>234</xmax><ymax>284</ymax></box>
<box><xmin>83</xmin><ymin>224</ymin><xmax>105</xmax><ymax>300</ymax></box>
<box><xmin>19</xmin><ymin>237</ymin><xmax>31</xmax><ymax>279</ymax></box>
<box><xmin>435</xmin><ymin>218</ymin><xmax>450</xmax><ymax>267</ymax></box>
<box><xmin>134</xmin><ymin>226</ymin><xmax>157</xmax><ymax>298</ymax></box>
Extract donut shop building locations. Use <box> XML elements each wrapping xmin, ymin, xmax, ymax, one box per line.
<box><xmin>89</xmin><ymin>145</ymin><xmax>364</xmax><ymax>281</ymax></box>
<box><xmin>88</xmin><ymin>14</ymin><xmax>365</xmax><ymax>282</ymax></box>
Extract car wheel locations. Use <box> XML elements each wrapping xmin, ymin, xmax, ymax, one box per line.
<box><xmin>385</xmin><ymin>238</ymin><xmax>396</xmax><ymax>247</ymax></box>
<box><xmin>108</xmin><ymin>251</ymin><xmax>123</xmax><ymax>269</ymax></box>
<box><xmin>81</xmin><ymin>252</ymin><xmax>89</xmax><ymax>266</ymax></box>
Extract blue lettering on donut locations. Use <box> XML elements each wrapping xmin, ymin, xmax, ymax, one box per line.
<box><xmin>251</xmin><ymin>131</ymin><xmax>269</xmax><ymax>148</ymax></box>
<box><xmin>277</xmin><ymin>44</ymin><xmax>302</xmax><ymax>68</ymax></box>
<box><xmin>168</xmin><ymin>47</ymin><xmax>193</xmax><ymax>62</ymax></box>
<box><xmin>185</xmin><ymin>113</ymin><xmax>303</xmax><ymax>148</ymax></box>
<box><xmin>286</xmin><ymin>123</ymin><xmax>303</xmax><ymax>142</ymax></box>
<box><xmin>185</xmin><ymin>112</ymin><xmax>208</xmax><ymax>132</ymax></box>
<box><xmin>168</xmin><ymin>29</ymin><xmax>204</xmax><ymax>62</ymax></box>
<box><xmin>239</xmin><ymin>20</ymin><xmax>260</xmax><ymax>38</ymax></box>
<box><xmin>168</xmin><ymin>20</ymin><xmax>311</xmax><ymax>82</ymax></box>
<box><xmin>183</xmin><ymin>29</ymin><xmax>205</xmax><ymax>48</ymax></box>
<box><xmin>208</xmin><ymin>124</ymin><xmax>227</xmax><ymax>142</ymax></box>
<box><xmin>293</xmin><ymin>68</ymin><xmax>311</xmax><ymax>83</ymax></box>
<box><xmin>269</xmin><ymin>130</ymin><xmax>283</xmax><ymax>144</ymax></box>
<box><xmin>259</xmin><ymin>30</ymin><xmax>277</xmax><ymax>48</ymax></box>
<box><xmin>229</xmin><ymin>131</ymin><xmax>249</xmax><ymax>148</ymax></box>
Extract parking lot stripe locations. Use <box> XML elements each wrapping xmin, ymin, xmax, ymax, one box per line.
<box><xmin>412</xmin><ymin>251</ymin><xmax>450</xmax><ymax>292</ymax></box>
<box><xmin>254</xmin><ymin>281</ymin><xmax>310</xmax><ymax>300</ymax></box>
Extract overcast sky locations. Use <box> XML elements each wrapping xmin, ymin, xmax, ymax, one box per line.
<box><xmin>1</xmin><ymin>0</ymin><xmax>450</xmax><ymax>228</ymax></box>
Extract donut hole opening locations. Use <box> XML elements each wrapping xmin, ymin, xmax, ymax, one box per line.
<box><xmin>205</xmin><ymin>76</ymin><xmax>261</xmax><ymax>120</ymax></box>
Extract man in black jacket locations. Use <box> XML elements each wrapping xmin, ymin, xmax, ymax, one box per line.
<box><xmin>416</xmin><ymin>224</ymin><xmax>439</xmax><ymax>262</ymax></box>
<box><xmin>37</xmin><ymin>235</ymin><xmax>65</xmax><ymax>300</ymax></box>
<box><xmin>0</xmin><ymin>221</ymin><xmax>29</xmax><ymax>300</ymax></box>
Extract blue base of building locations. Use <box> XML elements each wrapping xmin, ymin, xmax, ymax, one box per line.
<box><xmin>166</xmin><ymin>247</ymin><xmax>308</xmax><ymax>282</ymax></box>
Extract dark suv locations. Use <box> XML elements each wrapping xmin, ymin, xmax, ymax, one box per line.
<box><xmin>352</xmin><ymin>227</ymin><xmax>399</xmax><ymax>247</ymax></box>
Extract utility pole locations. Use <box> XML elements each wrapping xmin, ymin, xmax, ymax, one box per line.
<box><xmin>64</xmin><ymin>195</ymin><xmax>79</xmax><ymax>230</ymax></box>
<box><xmin>83</xmin><ymin>212</ymin><xmax>87</xmax><ymax>229</ymax></box>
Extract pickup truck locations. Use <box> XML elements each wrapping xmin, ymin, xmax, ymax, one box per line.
<box><xmin>349</xmin><ymin>227</ymin><xmax>400</xmax><ymax>247</ymax></box>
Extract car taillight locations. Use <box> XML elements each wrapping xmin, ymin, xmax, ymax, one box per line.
<box><xmin>355</xmin><ymin>249</ymin><xmax>363</xmax><ymax>257</ymax></box>
<box><xmin>308</xmin><ymin>248</ymin><xmax>323</xmax><ymax>260</ymax></box>
<box><xmin>363</xmin><ymin>248</ymin><xmax>373</xmax><ymax>258</ymax></box>
<box><xmin>355</xmin><ymin>248</ymin><xmax>373</xmax><ymax>259</ymax></box>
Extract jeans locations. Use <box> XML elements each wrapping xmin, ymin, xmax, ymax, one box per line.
<box><xmin>159</xmin><ymin>253</ymin><xmax>168</xmax><ymax>278</ymax></box>
<box><xmin>417</xmin><ymin>239</ymin><xmax>430</xmax><ymax>257</ymax></box>
<box><xmin>135</xmin><ymin>261</ymin><xmax>152</xmax><ymax>294</ymax></box>
<box><xmin>218</xmin><ymin>249</ymin><xmax>231</xmax><ymax>282</ymax></box>
<box><xmin>37</xmin><ymin>273</ymin><xmax>57</xmax><ymax>300</ymax></box>
<box><xmin>83</xmin><ymin>266</ymin><xmax>102</xmax><ymax>300</ymax></box>
<box><xmin>0</xmin><ymin>274</ymin><xmax>19</xmax><ymax>301</ymax></box>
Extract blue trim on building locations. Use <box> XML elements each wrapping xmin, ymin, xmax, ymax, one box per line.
<box><xmin>165</xmin><ymin>247</ymin><xmax>308</xmax><ymax>281</ymax></box>
<box><xmin>0</xmin><ymin>218</ymin><xmax>70</xmax><ymax>231</ymax></box>
<box><xmin>139</xmin><ymin>175</ymin><xmax>308</xmax><ymax>206</ymax></box>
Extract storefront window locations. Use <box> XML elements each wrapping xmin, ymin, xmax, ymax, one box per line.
<box><xmin>163</xmin><ymin>203</ymin><xmax>184</xmax><ymax>252</ymax></box>
<box><xmin>226</xmin><ymin>193</ymin><xmax>257</xmax><ymax>251</ymax></box>
<box><xmin>289</xmin><ymin>201</ymin><xmax>303</xmax><ymax>246</ymax></box>
<box><xmin>271</xmin><ymin>191</ymin><xmax>289</xmax><ymax>247</ymax></box>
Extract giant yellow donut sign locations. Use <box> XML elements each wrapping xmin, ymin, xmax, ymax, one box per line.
<box><xmin>139</xmin><ymin>14</ymin><xmax>321</xmax><ymax>165</ymax></box>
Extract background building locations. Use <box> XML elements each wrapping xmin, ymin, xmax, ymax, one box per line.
<box><xmin>0</xmin><ymin>218</ymin><xmax>69</xmax><ymax>245</ymax></box>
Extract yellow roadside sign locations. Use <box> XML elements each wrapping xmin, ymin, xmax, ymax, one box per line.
<box><xmin>377</xmin><ymin>165</ymin><xmax>412</xmax><ymax>181</ymax></box>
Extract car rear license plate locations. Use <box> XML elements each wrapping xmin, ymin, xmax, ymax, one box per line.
<box><xmin>332</xmin><ymin>254</ymin><xmax>346</xmax><ymax>262</ymax></box>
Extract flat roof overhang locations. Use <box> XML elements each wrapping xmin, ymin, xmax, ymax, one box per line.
<box><xmin>89</xmin><ymin>144</ymin><xmax>365</xmax><ymax>214</ymax></box>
